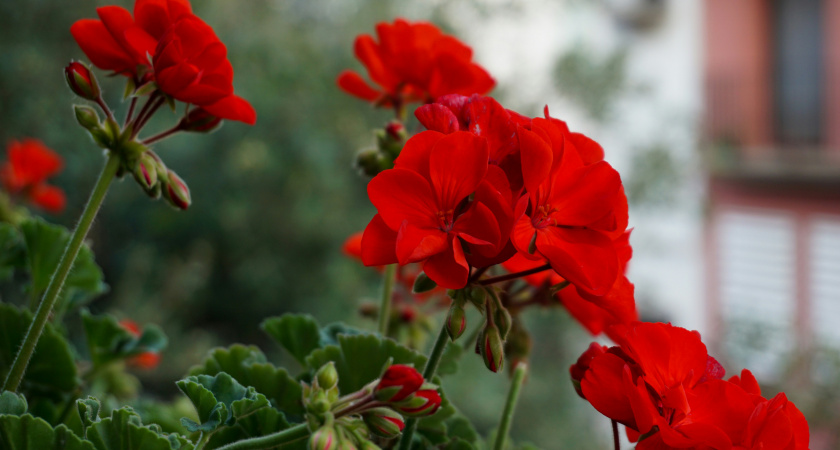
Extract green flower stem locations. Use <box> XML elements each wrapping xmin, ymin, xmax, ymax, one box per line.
<box><xmin>397</xmin><ymin>322</ymin><xmax>451</xmax><ymax>450</ymax></box>
<box><xmin>378</xmin><ymin>264</ymin><xmax>397</xmax><ymax>336</ymax></box>
<box><xmin>2</xmin><ymin>151</ymin><xmax>121</xmax><ymax>392</ymax></box>
<box><xmin>215</xmin><ymin>423</ymin><xmax>310</xmax><ymax>450</ymax></box>
<box><xmin>493</xmin><ymin>361</ymin><xmax>528</xmax><ymax>450</ymax></box>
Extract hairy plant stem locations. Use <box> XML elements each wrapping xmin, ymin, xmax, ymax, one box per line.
<box><xmin>378</xmin><ymin>264</ymin><xmax>397</xmax><ymax>336</ymax></box>
<box><xmin>493</xmin><ymin>362</ymin><xmax>528</xmax><ymax>450</ymax></box>
<box><xmin>142</xmin><ymin>125</ymin><xmax>181</xmax><ymax>146</ymax></box>
<box><xmin>397</xmin><ymin>323</ymin><xmax>450</xmax><ymax>450</ymax></box>
<box><xmin>215</xmin><ymin>423</ymin><xmax>310</xmax><ymax>450</ymax></box>
<box><xmin>478</xmin><ymin>264</ymin><xmax>552</xmax><ymax>285</ymax></box>
<box><xmin>2</xmin><ymin>151</ymin><xmax>121</xmax><ymax>392</ymax></box>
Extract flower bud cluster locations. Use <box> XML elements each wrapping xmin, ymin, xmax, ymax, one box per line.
<box><xmin>305</xmin><ymin>363</ymin><xmax>441</xmax><ymax>450</ymax></box>
<box><xmin>355</xmin><ymin>120</ymin><xmax>408</xmax><ymax>177</ymax></box>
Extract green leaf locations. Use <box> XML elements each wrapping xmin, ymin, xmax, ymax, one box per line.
<box><xmin>176</xmin><ymin>373</ymin><xmax>269</xmax><ymax>433</ymax></box>
<box><xmin>443</xmin><ymin>438</ymin><xmax>478</xmax><ymax>450</ymax></box>
<box><xmin>412</xmin><ymin>391</ymin><xmax>480</xmax><ymax>449</ymax></box>
<box><xmin>20</xmin><ymin>218</ymin><xmax>107</xmax><ymax>310</ymax></box>
<box><xmin>187</xmin><ymin>345</ymin><xmax>304</xmax><ymax>415</ymax></box>
<box><xmin>78</xmin><ymin>400</ymin><xmax>194</xmax><ymax>450</ymax></box>
<box><xmin>437</xmin><ymin>341</ymin><xmax>464</xmax><ymax>377</ymax></box>
<box><xmin>305</xmin><ymin>334</ymin><xmax>426</xmax><ymax>394</ymax></box>
<box><xmin>261</xmin><ymin>314</ymin><xmax>322</xmax><ymax>366</ymax></box>
<box><xmin>81</xmin><ymin>309</ymin><xmax>167</xmax><ymax>367</ymax></box>
<box><xmin>0</xmin><ymin>391</ymin><xmax>27</xmax><ymax>415</ymax></box>
<box><xmin>0</xmin><ymin>222</ymin><xmax>24</xmax><ymax>281</ymax></box>
<box><xmin>0</xmin><ymin>414</ymin><xmax>94</xmax><ymax>450</ymax></box>
<box><xmin>0</xmin><ymin>303</ymin><xmax>78</xmax><ymax>403</ymax></box>
<box><xmin>203</xmin><ymin>407</ymin><xmax>302</xmax><ymax>450</ymax></box>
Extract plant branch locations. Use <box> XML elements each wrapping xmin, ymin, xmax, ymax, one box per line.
<box><xmin>612</xmin><ymin>419</ymin><xmax>620</xmax><ymax>450</ymax></box>
<box><xmin>378</xmin><ymin>264</ymin><xmax>397</xmax><ymax>336</ymax></box>
<box><xmin>141</xmin><ymin>125</ymin><xmax>181</xmax><ymax>146</ymax></box>
<box><xmin>2</xmin><ymin>151</ymin><xmax>121</xmax><ymax>392</ymax></box>
<box><xmin>215</xmin><ymin>423</ymin><xmax>310</xmax><ymax>450</ymax></box>
<box><xmin>124</xmin><ymin>96</ymin><xmax>138</xmax><ymax>127</ymax></box>
<box><xmin>493</xmin><ymin>362</ymin><xmax>528</xmax><ymax>450</ymax></box>
<box><xmin>478</xmin><ymin>264</ymin><xmax>552</xmax><ymax>286</ymax></box>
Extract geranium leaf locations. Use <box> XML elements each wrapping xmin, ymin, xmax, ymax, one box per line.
<box><xmin>0</xmin><ymin>414</ymin><xmax>93</xmax><ymax>450</ymax></box>
<box><xmin>203</xmin><ymin>407</ymin><xmax>305</xmax><ymax>450</ymax></box>
<box><xmin>261</xmin><ymin>314</ymin><xmax>322</xmax><ymax>366</ymax></box>
<box><xmin>304</xmin><ymin>333</ymin><xmax>426</xmax><ymax>394</ymax></box>
<box><xmin>0</xmin><ymin>391</ymin><xmax>27</xmax><ymax>415</ymax></box>
<box><xmin>176</xmin><ymin>373</ymin><xmax>269</xmax><ymax>433</ymax></box>
<box><xmin>188</xmin><ymin>345</ymin><xmax>304</xmax><ymax>415</ymax></box>
<box><xmin>79</xmin><ymin>403</ymin><xmax>194</xmax><ymax>450</ymax></box>
<box><xmin>0</xmin><ymin>304</ymin><xmax>78</xmax><ymax>405</ymax></box>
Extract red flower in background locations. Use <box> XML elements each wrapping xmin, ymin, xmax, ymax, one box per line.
<box><xmin>337</xmin><ymin>19</ymin><xmax>495</xmax><ymax>107</ymax></box>
<box><xmin>153</xmin><ymin>14</ymin><xmax>256</xmax><ymax>124</ymax></box>
<box><xmin>118</xmin><ymin>319</ymin><xmax>161</xmax><ymax>370</ymax></box>
<box><xmin>0</xmin><ymin>139</ymin><xmax>66</xmax><ymax>213</ymax></box>
<box><xmin>71</xmin><ymin>0</ymin><xmax>193</xmax><ymax>80</ymax></box>
<box><xmin>574</xmin><ymin>322</ymin><xmax>810</xmax><ymax>450</ymax></box>
<box><xmin>362</xmin><ymin>131</ymin><xmax>501</xmax><ymax>289</ymax></box>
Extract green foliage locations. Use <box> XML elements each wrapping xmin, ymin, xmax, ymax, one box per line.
<box><xmin>0</xmin><ymin>391</ymin><xmax>28</xmax><ymax>416</ymax></box>
<box><xmin>553</xmin><ymin>46</ymin><xmax>629</xmax><ymax>122</ymax></box>
<box><xmin>203</xmin><ymin>407</ymin><xmax>301</xmax><ymax>450</ymax></box>
<box><xmin>78</xmin><ymin>398</ymin><xmax>194</xmax><ymax>450</ymax></box>
<box><xmin>0</xmin><ymin>222</ymin><xmax>24</xmax><ymax>281</ymax></box>
<box><xmin>262</xmin><ymin>314</ymin><xmax>322</xmax><ymax>367</ymax></box>
<box><xmin>437</xmin><ymin>341</ymin><xmax>464</xmax><ymax>377</ymax></box>
<box><xmin>0</xmin><ymin>414</ymin><xmax>94</xmax><ymax>450</ymax></box>
<box><xmin>176</xmin><ymin>372</ymin><xmax>269</xmax><ymax>433</ymax></box>
<box><xmin>20</xmin><ymin>218</ymin><xmax>106</xmax><ymax>311</ymax></box>
<box><xmin>306</xmin><ymin>333</ymin><xmax>427</xmax><ymax>394</ymax></box>
<box><xmin>0</xmin><ymin>303</ymin><xmax>78</xmax><ymax>403</ymax></box>
<box><xmin>81</xmin><ymin>309</ymin><xmax>167</xmax><ymax>367</ymax></box>
<box><xmin>188</xmin><ymin>345</ymin><xmax>304</xmax><ymax>415</ymax></box>
<box><xmin>412</xmin><ymin>394</ymin><xmax>480</xmax><ymax>449</ymax></box>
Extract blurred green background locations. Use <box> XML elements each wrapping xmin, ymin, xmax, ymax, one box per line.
<box><xmin>0</xmin><ymin>0</ymin><xmax>680</xmax><ymax>448</ymax></box>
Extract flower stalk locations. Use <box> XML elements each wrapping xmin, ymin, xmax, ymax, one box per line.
<box><xmin>493</xmin><ymin>362</ymin><xmax>528</xmax><ymax>450</ymax></box>
<box><xmin>2</xmin><ymin>151</ymin><xmax>121</xmax><ymax>392</ymax></box>
<box><xmin>378</xmin><ymin>264</ymin><xmax>397</xmax><ymax>336</ymax></box>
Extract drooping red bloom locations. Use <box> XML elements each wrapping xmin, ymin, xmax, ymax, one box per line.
<box><xmin>0</xmin><ymin>139</ymin><xmax>66</xmax><ymax>213</ymax></box>
<box><xmin>118</xmin><ymin>319</ymin><xmax>161</xmax><ymax>370</ymax></box>
<box><xmin>337</xmin><ymin>19</ymin><xmax>495</xmax><ymax>106</ymax></box>
<box><xmin>394</xmin><ymin>389</ymin><xmax>442</xmax><ymax>417</ymax></box>
<box><xmin>71</xmin><ymin>0</ymin><xmax>193</xmax><ymax>80</ymax></box>
<box><xmin>362</xmin><ymin>131</ymin><xmax>501</xmax><ymax>289</ymax></box>
<box><xmin>153</xmin><ymin>14</ymin><xmax>256</xmax><ymax>124</ymax></box>
<box><xmin>575</xmin><ymin>322</ymin><xmax>810</xmax><ymax>450</ymax></box>
<box><xmin>375</xmin><ymin>364</ymin><xmax>424</xmax><ymax>402</ymax></box>
<box><xmin>512</xmin><ymin>110</ymin><xmax>626</xmax><ymax>296</ymax></box>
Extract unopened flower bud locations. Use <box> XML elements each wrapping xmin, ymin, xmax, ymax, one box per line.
<box><xmin>316</xmin><ymin>362</ymin><xmax>339</xmax><ymax>390</ymax></box>
<box><xmin>385</xmin><ymin>121</ymin><xmax>406</xmax><ymax>141</ymax></box>
<box><xmin>355</xmin><ymin>149</ymin><xmax>381</xmax><ymax>177</ymax></box>
<box><xmin>358</xmin><ymin>441</ymin><xmax>382</xmax><ymax>450</ymax></box>
<box><xmin>178</xmin><ymin>108</ymin><xmax>223</xmax><ymax>133</ymax></box>
<box><xmin>480</xmin><ymin>324</ymin><xmax>505</xmax><ymax>373</ymax></box>
<box><xmin>412</xmin><ymin>272</ymin><xmax>437</xmax><ymax>294</ymax></box>
<box><xmin>65</xmin><ymin>61</ymin><xmax>100</xmax><ymax>101</ymax></box>
<box><xmin>446</xmin><ymin>303</ymin><xmax>466</xmax><ymax>341</ymax></box>
<box><xmin>569</xmin><ymin>342</ymin><xmax>607</xmax><ymax>399</ymax></box>
<box><xmin>374</xmin><ymin>365</ymin><xmax>423</xmax><ymax>402</ymax></box>
<box><xmin>393</xmin><ymin>389</ymin><xmax>441</xmax><ymax>417</ymax></box>
<box><xmin>74</xmin><ymin>105</ymin><xmax>100</xmax><ymax>131</ymax></box>
<box><xmin>133</xmin><ymin>152</ymin><xmax>158</xmax><ymax>193</ymax></box>
<box><xmin>163</xmin><ymin>170</ymin><xmax>191</xmax><ymax>210</ymax></box>
<box><xmin>468</xmin><ymin>287</ymin><xmax>486</xmax><ymax>309</ymax></box>
<box><xmin>362</xmin><ymin>407</ymin><xmax>405</xmax><ymax>438</ymax></box>
<box><xmin>494</xmin><ymin>305</ymin><xmax>512</xmax><ymax>340</ymax></box>
<box><xmin>310</xmin><ymin>425</ymin><xmax>338</xmax><ymax>450</ymax></box>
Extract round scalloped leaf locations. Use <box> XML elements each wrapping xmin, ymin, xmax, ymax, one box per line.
<box><xmin>0</xmin><ymin>414</ymin><xmax>94</xmax><ymax>450</ymax></box>
<box><xmin>188</xmin><ymin>345</ymin><xmax>304</xmax><ymax>415</ymax></box>
<box><xmin>176</xmin><ymin>373</ymin><xmax>269</xmax><ymax>433</ymax></box>
<box><xmin>81</xmin><ymin>406</ymin><xmax>194</xmax><ymax>450</ymax></box>
<box><xmin>203</xmin><ymin>407</ymin><xmax>304</xmax><ymax>450</ymax></box>
<box><xmin>261</xmin><ymin>314</ymin><xmax>322</xmax><ymax>366</ymax></box>
<box><xmin>0</xmin><ymin>303</ymin><xmax>78</xmax><ymax>402</ymax></box>
<box><xmin>0</xmin><ymin>391</ymin><xmax>27</xmax><ymax>415</ymax></box>
<box><xmin>304</xmin><ymin>334</ymin><xmax>426</xmax><ymax>394</ymax></box>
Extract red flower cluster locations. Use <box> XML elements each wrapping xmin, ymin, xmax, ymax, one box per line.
<box><xmin>361</xmin><ymin>94</ymin><xmax>630</xmax><ymax>304</ymax></box>
<box><xmin>374</xmin><ymin>364</ymin><xmax>441</xmax><ymax>417</ymax></box>
<box><xmin>0</xmin><ymin>139</ymin><xmax>66</xmax><ymax>213</ymax></box>
<box><xmin>572</xmin><ymin>322</ymin><xmax>809</xmax><ymax>449</ymax></box>
<box><xmin>337</xmin><ymin>19</ymin><xmax>495</xmax><ymax>108</ymax></box>
<box><xmin>118</xmin><ymin>319</ymin><xmax>161</xmax><ymax>370</ymax></box>
<box><xmin>71</xmin><ymin>0</ymin><xmax>255</xmax><ymax>125</ymax></box>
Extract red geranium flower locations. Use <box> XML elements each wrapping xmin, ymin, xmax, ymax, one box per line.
<box><xmin>71</xmin><ymin>0</ymin><xmax>193</xmax><ymax>80</ymax></box>
<box><xmin>361</xmin><ymin>131</ymin><xmax>501</xmax><ymax>289</ymax></box>
<box><xmin>512</xmin><ymin>111</ymin><xmax>626</xmax><ymax>296</ymax></box>
<box><xmin>0</xmin><ymin>139</ymin><xmax>66</xmax><ymax>213</ymax></box>
<box><xmin>118</xmin><ymin>319</ymin><xmax>161</xmax><ymax>370</ymax></box>
<box><xmin>153</xmin><ymin>14</ymin><xmax>256</xmax><ymax>124</ymax></box>
<box><xmin>337</xmin><ymin>19</ymin><xmax>495</xmax><ymax>107</ymax></box>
